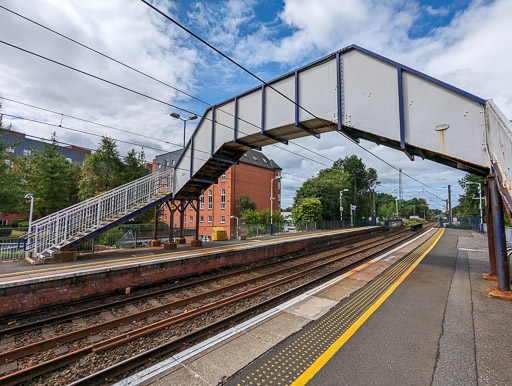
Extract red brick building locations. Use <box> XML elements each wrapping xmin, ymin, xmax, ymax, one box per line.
<box><xmin>154</xmin><ymin>150</ymin><xmax>282</xmax><ymax>240</ymax></box>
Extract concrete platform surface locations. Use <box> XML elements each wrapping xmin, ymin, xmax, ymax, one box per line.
<box><xmin>119</xmin><ymin>228</ymin><xmax>511</xmax><ymax>386</ymax></box>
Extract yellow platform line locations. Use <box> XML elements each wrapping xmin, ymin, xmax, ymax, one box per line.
<box><xmin>0</xmin><ymin>227</ymin><xmax>374</xmax><ymax>279</ymax></box>
<box><xmin>291</xmin><ymin>228</ymin><xmax>445</xmax><ymax>385</ymax></box>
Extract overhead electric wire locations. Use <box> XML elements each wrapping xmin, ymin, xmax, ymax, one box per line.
<box><xmin>2</xmin><ymin>6</ymin><xmax>446</xmax><ymax>199</ymax></box>
<box><xmin>140</xmin><ymin>0</ymin><xmax>447</xmax><ymax>201</ymax></box>
<box><xmin>0</xmin><ymin>6</ymin><xmax>336</xmax><ymax>167</ymax></box>
<box><xmin>2</xmin><ymin>111</ymin><xmax>308</xmax><ymax>183</ymax></box>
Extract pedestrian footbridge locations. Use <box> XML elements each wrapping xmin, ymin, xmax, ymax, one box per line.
<box><xmin>19</xmin><ymin>45</ymin><xmax>512</xmax><ymax>268</ymax></box>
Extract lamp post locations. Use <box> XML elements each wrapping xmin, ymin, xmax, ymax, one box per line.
<box><xmin>24</xmin><ymin>194</ymin><xmax>34</xmax><ymax>258</ymax></box>
<box><xmin>170</xmin><ymin>113</ymin><xmax>198</xmax><ymax>148</ymax></box>
<box><xmin>230</xmin><ymin>215</ymin><xmax>239</xmax><ymax>239</ymax></box>
<box><xmin>339</xmin><ymin>189</ymin><xmax>349</xmax><ymax>227</ymax></box>
<box><xmin>270</xmin><ymin>175</ymin><xmax>282</xmax><ymax>236</ymax></box>
<box><xmin>467</xmin><ymin>181</ymin><xmax>484</xmax><ymax>233</ymax></box>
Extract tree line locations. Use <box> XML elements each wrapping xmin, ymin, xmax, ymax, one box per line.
<box><xmin>0</xmin><ymin>131</ymin><xmax>147</xmax><ymax>222</ymax></box>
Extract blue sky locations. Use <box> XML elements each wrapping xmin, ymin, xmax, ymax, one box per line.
<box><xmin>1</xmin><ymin>0</ymin><xmax>511</xmax><ymax>210</ymax></box>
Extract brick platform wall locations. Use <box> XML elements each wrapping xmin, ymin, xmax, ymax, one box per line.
<box><xmin>0</xmin><ymin>228</ymin><xmax>385</xmax><ymax>317</ymax></box>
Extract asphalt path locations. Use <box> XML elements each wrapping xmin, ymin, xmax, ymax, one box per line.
<box><xmin>308</xmin><ymin>229</ymin><xmax>472</xmax><ymax>385</ymax></box>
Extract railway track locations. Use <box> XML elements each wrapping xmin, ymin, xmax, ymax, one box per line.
<box><xmin>0</xmin><ymin>224</ymin><xmax>435</xmax><ymax>385</ymax></box>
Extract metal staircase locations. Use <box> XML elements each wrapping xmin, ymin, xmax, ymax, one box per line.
<box><xmin>18</xmin><ymin>170</ymin><xmax>173</xmax><ymax>262</ymax></box>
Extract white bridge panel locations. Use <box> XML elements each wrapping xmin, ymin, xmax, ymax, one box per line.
<box><xmin>237</xmin><ymin>89</ymin><xmax>262</xmax><ymax>138</ymax></box>
<box><xmin>403</xmin><ymin>72</ymin><xmax>486</xmax><ymax>166</ymax></box>
<box><xmin>175</xmin><ymin>147</ymin><xmax>191</xmax><ymax>193</ymax></box>
<box><xmin>214</xmin><ymin>101</ymin><xmax>236</xmax><ymax>153</ymax></box>
<box><xmin>298</xmin><ymin>58</ymin><xmax>337</xmax><ymax>123</ymax></box>
<box><xmin>342</xmin><ymin>50</ymin><xmax>400</xmax><ymax>141</ymax></box>
<box><xmin>193</xmin><ymin>110</ymin><xmax>213</xmax><ymax>175</ymax></box>
<box><xmin>265</xmin><ymin>76</ymin><xmax>295</xmax><ymax>131</ymax></box>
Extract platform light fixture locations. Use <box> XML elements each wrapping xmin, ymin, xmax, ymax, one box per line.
<box><xmin>170</xmin><ymin>113</ymin><xmax>198</xmax><ymax>148</ymax></box>
<box><xmin>339</xmin><ymin>189</ymin><xmax>349</xmax><ymax>226</ymax></box>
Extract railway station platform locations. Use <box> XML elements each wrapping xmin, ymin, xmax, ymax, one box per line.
<box><xmin>0</xmin><ymin>226</ymin><xmax>381</xmax><ymax>316</ymax></box>
<box><xmin>121</xmin><ymin>228</ymin><xmax>512</xmax><ymax>386</ymax></box>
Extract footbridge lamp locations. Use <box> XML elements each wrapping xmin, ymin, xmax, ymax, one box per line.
<box><xmin>170</xmin><ymin>113</ymin><xmax>198</xmax><ymax>148</ymax></box>
<box><xmin>270</xmin><ymin>176</ymin><xmax>282</xmax><ymax>236</ymax></box>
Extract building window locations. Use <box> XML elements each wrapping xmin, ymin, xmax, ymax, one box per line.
<box><xmin>164</xmin><ymin>214</ymin><xmax>167</xmax><ymax>221</ymax></box>
<box><xmin>6</xmin><ymin>147</ymin><xmax>14</xmax><ymax>154</ymax></box>
<box><xmin>278</xmin><ymin>193</ymin><xmax>281</xmax><ymax>210</ymax></box>
<box><xmin>221</xmin><ymin>188</ymin><xmax>225</xmax><ymax>209</ymax></box>
<box><xmin>208</xmin><ymin>190</ymin><xmax>213</xmax><ymax>209</ymax></box>
<box><xmin>200</xmin><ymin>193</ymin><xmax>204</xmax><ymax>210</ymax></box>
<box><xmin>208</xmin><ymin>216</ymin><xmax>212</xmax><ymax>223</ymax></box>
<box><xmin>200</xmin><ymin>216</ymin><xmax>204</xmax><ymax>223</ymax></box>
<box><xmin>278</xmin><ymin>181</ymin><xmax>281</xmax><ymax>189</ymax></box>
<box><xmin>165</xmin><ymin>160</ymin><xmax>169</xmax><ymax>167</ymax></box>
<box><xmin>23</xmin><ymin>149</ymin><xmax>31</xmax><ymax>156</ymax></box>
<box><xmin>221</xmin><ymin>173</ymin><xmax>226</xmax><ymax>182</ymax></box>
<box><xmin>172</xmin><ymin>159</ymin><xmax>175</xmax><ymax>166</ymax></box>
<box><xmin>189</xmin><ymin>215</ymin><xmax>193</xmax><ymax>223</ymax></box>
<box><xmin>0</xmin><ymin>219</ymin><xmax>7</xmax><ymax>226</ymax></box>
<box><xmin>220</xmin><ymin>216</ymin><xmax>225</xmax><ymax>223</ymax></box>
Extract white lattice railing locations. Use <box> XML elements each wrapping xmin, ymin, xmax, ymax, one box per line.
<box><xmin>486</xmin><ymin>100</ymin><xmax>512</xmax><ymax>213</ymax></box>
<box><xmin>19</xmin><ymin>170</ymin><xmax>173</xmax><ymax>260</ymax></box>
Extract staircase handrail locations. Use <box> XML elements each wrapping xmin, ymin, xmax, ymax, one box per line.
<box><xmin>18</xmin><ymin>170</ymin><xmax>173</xmax><ymax>258</ymax></box>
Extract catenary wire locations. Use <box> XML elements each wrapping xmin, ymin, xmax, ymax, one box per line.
<box><xmin>139</xmin><ymin>0</ymin><xmax>447</xmax><ymax>201</ymax></box>
<box><xmin>0</xmin><ymin>5</ymin><xmax>338</xmax><ymax>166</ymax></box>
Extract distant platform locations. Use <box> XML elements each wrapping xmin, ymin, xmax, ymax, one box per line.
<box><xmin>0</xmin><ymin>226</ymin><xmax>381</xmax><ymax>316</ymax></box>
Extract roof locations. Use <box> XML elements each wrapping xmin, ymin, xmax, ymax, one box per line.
<box><xmin>239</xmin><ymin>150</ymin><xmax>281</xmax><ymax>171</ymax></box>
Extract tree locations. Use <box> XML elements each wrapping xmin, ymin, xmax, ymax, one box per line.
<box><xmin>456</xmin><ymin>174</ymin><xmax>485</xmax><ymax>218</ymax></box>
<box><xmin>243</xmin><ymin>208</ymin><xmax>284</xmax><ymax>225</ymax></box>
<box><xmin>236</xmin><ymin>194</ymin><xmax>256</xmax><ymax>215</ymax></box>
<box><xmin>0</xmin><ymin>112</ymin><xmax>25</xmax><ymax>215</ymax></box>
<box><xmin>27</xmin><ymin>144</ymin><xmax>80</xmax><ymax>217</ymax></box>
<box><xmin>334</xmin><ymin>155</ymin><xmax>379</xmax><ymax>219</ymax></box>
<box><xmin>293</xmin><ymin>197</ymin><xmax>322</xmax><ymax>223</ymax></box>
<box><xmin>376</xmin><ymin>193</ymin><xmax>396</xmax><ymax>218</ymax></box>
<box><xmin>293</xmin><ymin>164</ymin><xmax>349</xmax><ymax>221</ymax></box>
<box><xmin>78</xmin><ymin>137</ymin><xmax>147</xmax><ymax>200</ymax></box>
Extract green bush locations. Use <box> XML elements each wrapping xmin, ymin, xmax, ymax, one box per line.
<box><xmin>0</xmin><ymin>228</ymin><xmax>12</xmax><ymax>237</ymax></box>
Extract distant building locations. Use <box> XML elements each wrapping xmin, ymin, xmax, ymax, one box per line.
<box><xmin>1</xmin><ymin>129</ymin><xmax>90</xmax><ymax>164</ymax></box>
<box><xmin>152</xmin><ymin>149</ymin><xmax>282</xmax><ymax>240</ymax></box>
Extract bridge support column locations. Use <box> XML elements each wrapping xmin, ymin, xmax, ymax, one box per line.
<box><xmin>175</xmin><ymin>200</ymin><xmax>186</xmax><ymax>245</ymax></box>
<box><xmin>150</xmin><ymin>204</ymin><xmax>161</xmax><ymax>247</ymax></box>
<box><xmin>164</xmin><ymin>201</ymin><xmax>177</xmax><ymax>250</ymax></box>
<box><xmin>190</xmin><ymin>197</ymin><xmax>202</xmax><ymax>247</ymax></box>
<box><xmin>483</xmin><ymin>177</ymin><xmax>497</xmax><ymax>281</ymax></box>
<box><xmin>487</xmin><ymin>176</ymin><xmax>511</xmax><ymax>300</ymax></box>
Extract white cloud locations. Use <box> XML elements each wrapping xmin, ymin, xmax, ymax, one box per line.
<box><xmin>425</xmin><ymin>5</ymin><xmax>449</xmax><ymax>17</ymax></box>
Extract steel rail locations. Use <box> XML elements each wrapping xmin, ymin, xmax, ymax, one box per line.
<box><xmin>72</xmin><ymin>225</ymin><xmax>437</xmax><ymax>385</ymax></box>
<box><xmin>0</xmin><ymin>226</ymin><xmax>433</xmax><ymax>385</ymax></box>
<box><xmin>0</xmin><ymin>228</ymin><xmax>393</xmax><ymax>336</ymax></box>
<box><xmin>0</xmin><ymin>229</ymin><xmax>412</xmax><ymax>363</ymax></box>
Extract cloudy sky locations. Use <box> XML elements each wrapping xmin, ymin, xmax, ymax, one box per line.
<box><xmin>1</xmin><ymin>0</ymin><xmax>511</xmax><ymax>210</ymax></box>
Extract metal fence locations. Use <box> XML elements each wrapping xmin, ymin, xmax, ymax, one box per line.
<box><xmin>0</xmin><ymin>228</ymin><xmax>28</xmax><ymax>260</ymax></box>
<box><xmin>439</xmin><ymin>217</ymin><xmax>482</xmax><ymax>231</ymax></box>
<box><xmin>241</xmin><ymin>220</ymin><xmax>350</xmax><ymax>239</ymax></box>
<box><xmin>76</xmin><ymin>223</ymin><xmax>196</xmax><ymax>254</ymax></box>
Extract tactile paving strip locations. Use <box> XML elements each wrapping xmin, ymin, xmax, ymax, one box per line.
<box><xmin>229</xmin><ymin>228</ymin><xmax>444</xmax><ymax>386</ymax></box>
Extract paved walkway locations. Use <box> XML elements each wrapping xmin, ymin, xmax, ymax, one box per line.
<box><xmin>120</xmin><ymin>228</ymin><xmax>511</xmax><ymax>386</ymax></box>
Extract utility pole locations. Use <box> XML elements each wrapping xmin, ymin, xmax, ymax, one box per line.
<box><xmin>448</xmin><ymin>185</ymin><xmax>452</xmax><ymax>227</ymax></box>
<box><xmin>395</xmin><ymin>198</ymin><xmax>399</xmax><ymax>218</ymax></box>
